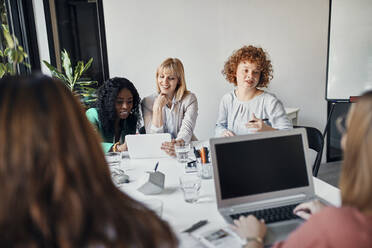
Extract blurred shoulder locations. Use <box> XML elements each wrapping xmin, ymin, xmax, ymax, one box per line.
<box><xmin>220</xmin><ymin>90</ymin><xmax>235</xmax><ymax>102</ymax></box>
<box><xmin>86</xmin><ymin>107</ymin><xmax>98</xmax><ymax>117</ymax></box>
<box><xmin>182</xmin><ymin>91</ymin><xmax>197</xmax><ymax>102</ymax></box>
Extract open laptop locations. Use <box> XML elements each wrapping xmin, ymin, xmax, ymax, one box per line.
<box><xmin>126</xmin><ymin>133</ymin><xmax>171</xmax><ymax>159</ymax></box>
<box><xmin>210</xmin><ymin>128</ymin><xmax>329</xmax><ymax>246</ymax></box>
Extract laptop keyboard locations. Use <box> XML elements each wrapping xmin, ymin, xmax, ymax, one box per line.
<box><xmin>230</xmin><ymin>204</ymin><xmax>300</xmax><ymax>224</ymax></box>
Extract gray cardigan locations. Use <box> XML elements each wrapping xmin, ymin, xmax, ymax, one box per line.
<box><xmin>141</xmin><ymin>92</ymin><xmax>198</xmax><ymax>143</ymax></box>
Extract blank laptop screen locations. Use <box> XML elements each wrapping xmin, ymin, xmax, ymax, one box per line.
<box><xmin>215</xmin><ymin>134</ymin><xmax>309</xmax><ymax>200</ymax></box>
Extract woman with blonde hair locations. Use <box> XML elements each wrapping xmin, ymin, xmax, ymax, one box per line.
<box><xmin>142</xmin><ymin>58</ymin><xmax>198</xmax><ymax>156</ymax></box>
<box><xmin>233</xmin><ymin>91</ymin><xmax>372</xmax><ymax>248</ymax></box>
<box><xmin>0</xmin><ymin>75</ymin><xmax>177</xmax><ymax>247</ymax></box>
<box><xmin>216</xmin><ymin>45</ymin><xmax>292</xmax><ymax>137</ymax></box>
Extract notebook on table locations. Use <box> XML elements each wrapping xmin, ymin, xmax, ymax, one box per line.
<box><xmin>209</xmin><ymin>128</ymin><xmax>330</xmax><ymax>246</ymax></box>
<box><xmin>126</xmin><ymin>133</ymin><xmax>171</xmax><ymax>159</ymax></box>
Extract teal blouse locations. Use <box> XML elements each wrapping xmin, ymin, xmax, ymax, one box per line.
<box><xmin>86</xmin><ymin>108</ymin><xmax>134</xmax><ymax>153</ymax></box>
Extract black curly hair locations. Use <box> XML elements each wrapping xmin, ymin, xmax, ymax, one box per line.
<box><xmin>96</xmin><ymin>77</ymin><xmax>141</xmax><ymax>139</ymax></box>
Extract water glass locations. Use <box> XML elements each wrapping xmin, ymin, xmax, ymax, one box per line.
<box><xmin>201</xmin><ymin>162</ymin><xmax>213</xmax><ymax>179</ymax></box>
<box><xmin>175</xmin><ymin>143</ymin><xmax>191</xmax><ymax>163</ymax></box>
<box><xmin>105</xmin><ymin>152</ymin><xmax>121</xmax><ymax>166</ymax></box>
<box><xmin>179</xmin><ymin>175</ymin><xmax>201</xmax><ymax>203</ymax></box>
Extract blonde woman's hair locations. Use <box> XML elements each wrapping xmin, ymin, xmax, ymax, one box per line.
<box><xmin>156</xmin><ymin>58</ymin><xmax>188</xmax><ymax>101</ymax></box>
<box><xmin>339</xmin><ymin>91</ymin><xmax>372</xmax><ymax>213</ymax></box>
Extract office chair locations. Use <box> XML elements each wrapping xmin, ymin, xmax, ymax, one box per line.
<box><xmin>294</xmin><ymin>126</ymin><xmax>324</xmax><ymax>177</ymax></box>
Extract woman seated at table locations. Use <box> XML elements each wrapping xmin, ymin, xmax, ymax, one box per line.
<box><xmin>86</xmin><ymin>77</ymin><xmax>142</xmax><ymax>153</ymax></box>
<box><xmin>233</xmin><ymin>91</ymin><xmax>372</xmax><ymax>248</ymax></box>
<box><xmin>142</xmin><ymin>58</ymin><xmax>198</xmax><ymax>156</ymax></box>
<box><xmin>215</xmin><ymin>45</ymin><xmax>292</xmax><ymax>137</ymax></box>
<box><xmin>0</xmin><ymin>75</ymin><xmax>177</xmax><ymax>247</ymax></box>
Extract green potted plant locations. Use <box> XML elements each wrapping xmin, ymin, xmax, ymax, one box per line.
<box><xmin>0</xmin><ymin>24</ymin><xmax>30</xmax><ymax>77</ymax></box>
<box><xmin>43</xmin><ymin>49</ymin><xmax>98</xmax><ymax>108</ymax></box>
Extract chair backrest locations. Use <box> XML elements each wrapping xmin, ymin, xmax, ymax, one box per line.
<box><xmin>294</xmin><ymin>126</ymin><xmax>324</xmax><ymax>177</ymax></box>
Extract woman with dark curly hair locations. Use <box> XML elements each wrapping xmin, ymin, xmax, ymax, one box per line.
<box><xmin>0</xmin><ymin>75</ymin><xmax>178</xmax><ymax>247</ymax></box>
<box><xmin>86</xmin><ymin>77</ymin><xmax>142</xmax><ymax>153</ymax></box>
<box><xmin>215</xmin><ymin>45</ymin><xmax>292</xmax><ymax>137</ymax></box>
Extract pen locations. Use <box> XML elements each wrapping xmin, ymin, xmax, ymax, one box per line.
<box><xmin>249</xmin><ymin>118</ymin><xmax>269</xmax><ymax>123</ymax></box>
<box><xmin>154</xmin><ymin>161</ymin><xmax>159</xmax><ymax>172</ymax></box>
<box><xmin>182</xmin><ymin>220</ymin><xmax>208</xmax><ymax>233</ymax></box>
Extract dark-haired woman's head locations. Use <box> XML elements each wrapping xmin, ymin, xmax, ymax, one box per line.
<box><xmin>0</xmin><ymin>75</ymin><xmax>177</xmax><ymax>247</ymax></box>
<box><xmin>96</xmin><ymin>77</ymin><xmax>141</xmax><ymax>136</ymax></box>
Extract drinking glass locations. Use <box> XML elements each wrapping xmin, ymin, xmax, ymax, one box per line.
<box><xmin>175</xmin><ymin>143</ymin><xmax>191</xmax><ymax>163</ymax></box>
<box><xmin>179</xmin><ymin>175</ymin><xmax>201</xmax><ymax>203</ymax></box>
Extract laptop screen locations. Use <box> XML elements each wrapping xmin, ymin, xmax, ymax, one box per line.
<box><xmin>214</xmin><ymin>134</ymin><xmax>309</xmax><ymax>200</ymax></box>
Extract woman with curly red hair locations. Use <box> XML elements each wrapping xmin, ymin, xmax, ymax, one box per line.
<box><xmin>215</xmin><ymin>45</ymin><xmax>292</xmax><ymax>137</ymax></box>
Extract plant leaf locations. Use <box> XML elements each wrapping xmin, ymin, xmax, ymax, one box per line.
<box><xmin>73</xmin><ymin>61</ymin><xmax>84</xmax><ymax>86</ymax></box>
<box><xmin>43</xmin><ymin>60</ymin><xmax>68</xmax><ymax>82</ymax></box>
<box><xmin>0</xmin><ymin>63</ymin><xmax>6</xmax><ymax>78</ymax></box>
<box><xmin>82</xmin><ymin>58</ymin><xmax>93</xmax><ymax>74</ymax></box>
<box><xmin>61</xmin><ymin>49</ymin><xmax>73</xmax><ymax>84</ymax></box>
<box><xmin>2</xmin><ymin>27</ymin><xmax>14</xmax><ymax>49</ymax></box>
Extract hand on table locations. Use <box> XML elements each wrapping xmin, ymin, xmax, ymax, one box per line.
<box><xmin>231</xmin><ymin>215</ymin><xmax>266</xmax><ymax>246</ymax></box>
<box><xmin>161</xmin><ymin>139</ymin><xmax>184</xmax><ymax>157</ymax></box>
<box><xmin>293</xmin><ymin>199</ymin><xmax>326</xmax><ymax>220</ymax></box>
<box><xmin>117</xmin><ymin>142</ymin><xmax>128</xmax><ymax>152</ymax></box>
<box><xmin>245</xmin><ymin>113</ymin><xmax>274</xmax><ymax>132</ymax></box>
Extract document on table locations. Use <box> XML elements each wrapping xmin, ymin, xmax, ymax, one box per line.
<box><xmin>178</xmin><ymin>228</ymin><xmax>243</xmax><ymax>248</ymax></box>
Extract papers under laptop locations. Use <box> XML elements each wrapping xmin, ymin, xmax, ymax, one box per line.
<box><xmin>126</xmin><ymin>133</ymin><xmax>171</xmax><ymax>159</ymax></box>
<box><xmin>210</xmin><ymin>128</ymin><xmax>328</xmax><ymax>246</ymax></box>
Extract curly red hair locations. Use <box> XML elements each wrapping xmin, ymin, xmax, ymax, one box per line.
<box><xmin>222</xmin><ymin>45</ymin><xmax>273</xmax><ymax>87</ymax></box>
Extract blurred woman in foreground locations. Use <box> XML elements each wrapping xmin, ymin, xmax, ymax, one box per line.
<box><xmin>0</xmin><ymin>75</ymin><xmax>177</xmax><ymax>247</ymax></box>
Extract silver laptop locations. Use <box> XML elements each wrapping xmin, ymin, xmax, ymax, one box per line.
<box><xmin>210</xmin><ymin>128</ymin><xmax>328</xmax><ymax>246</ymax></box>
<box><xmin>126</xmin><ymin>133</ymin><xmax>171</xmax><ymax>159</ymax></box>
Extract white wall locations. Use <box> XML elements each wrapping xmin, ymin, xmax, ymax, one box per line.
<box><xmin>102</xmin><ymin>0</ymin><xmax>329</xmax><ymax>141</ymax></box>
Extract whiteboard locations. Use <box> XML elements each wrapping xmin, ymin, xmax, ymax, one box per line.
<box><xmin>326</xmin><ymin>0</ymin><xmax>372</xmax><ymax>101</ymax></box>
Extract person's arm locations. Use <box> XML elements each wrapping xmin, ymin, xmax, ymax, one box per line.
<box><xmin>175</xmin><ymin>93</ymin><xmax>198</xmax><ymax>143</ymax></box>
<box><xmin>142</xmin><ymin>96</ymin><xmax>164</xmax><ymax>134</ymax></box>
<box><xmin>152</xmin><ymin>94</ymin><xmax>168</xmax><ymax>128</ymax></box>
<box><xmin>215</xmin><ymin>95</ymin><xmax>235</xmax><ymax>137</ymax></box>
<box><xmin>266</xmin><ymin>96</ymin><xmax>293</xmax><ymax>130</ymax></box>
<box><xmin>231</xmin><ymin>215</ymin><xmax>266</xmax><ymax>248</ymax></box>
<box><xmin>245</xmin><ymin>113</ymin><xmax>275</xmax><ymax>132</ymax></box>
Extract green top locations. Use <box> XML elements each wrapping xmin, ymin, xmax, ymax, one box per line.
<box><xmin>86</xmin><ymin>108</ymin><xmax>135</xmax><ymax>153</ymax></box>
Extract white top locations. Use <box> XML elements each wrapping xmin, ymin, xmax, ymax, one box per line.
<box><xmin>215</xmin><ymin>90</ymin><xmax>293</xmax><ymax>137</ymax></box>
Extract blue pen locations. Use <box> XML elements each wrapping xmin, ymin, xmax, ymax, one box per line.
<box><xmin>154</xmin><ymin>161</ymin><xmax>159</xmax><ymax>172</ymax></box>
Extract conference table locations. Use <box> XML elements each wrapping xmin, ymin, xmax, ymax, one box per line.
<box><xmin>115</xmin><ymin>152</ymin><xmax>341</xmax><ymax>247</ymax></box>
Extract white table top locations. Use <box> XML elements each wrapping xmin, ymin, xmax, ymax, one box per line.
<box><xmin>116</xmin><ymin>155</ymin><xmax>341</xmax><ymax>239</ymax></box>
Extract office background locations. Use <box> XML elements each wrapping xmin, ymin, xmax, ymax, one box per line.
<box><xmin>33</xmin><ymin>0</ymin><xmax>329</xmax><ymax>155</ymax></box>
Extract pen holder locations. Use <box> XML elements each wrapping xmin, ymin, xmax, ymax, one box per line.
<box><xmin>137</xmin><ymin>171</ymin><xmax>165</xmax><ymax>195</ymax></box>
<box><xmin>200</xmin><ymin>162</ymin><xmax>213</xmax><ymax>179</ymax></box>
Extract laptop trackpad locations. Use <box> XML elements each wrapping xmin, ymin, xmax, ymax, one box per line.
<box><xmin>264</xmin><ymin>221</ymin><xmax>302</xmax><ymax>247</ymax></box>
